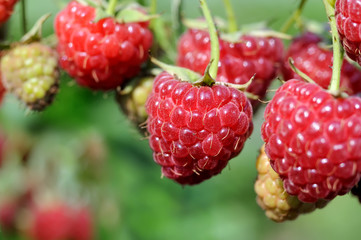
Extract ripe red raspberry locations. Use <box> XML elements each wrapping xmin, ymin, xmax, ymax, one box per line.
<box><xmin>335</xmin><ymin>0</ymin><xmax>361</xmax><ymax>66</ymax></box>
<box><xmin>261</xmin><ymin>79</ymin><xmax>361</xmax><ymax>202</ymax></box>
<box><xmin>29</xmin><ymin>204</ymin><xmax>72</xmax><ymax>240</ymax></box>
<box><xmin>255</xmin><ymin>144</ymin><xmax>328</xmax><ymax>222</ymax></box>
<box><xmin>54</xmin><ymin>1</ymin><xmax>153</xmax><ymax>90</ymax></box>
<box><xmin>282</xmin><ymin>32</ymin><xmax>361</xmax><ymax>95</ymax></box>
<box><xmin>70</xmin><ymin>208</ymin><xmax>93</xmax><ymax>240</ymax></box>
<box><xmin>0</xmin><ymin>0</ymin><xmax>18</xmax><ymax>25</ymax></box>
<box><xmin>177</xmin><ymin>29</ymin><xmax>284</xmax><ymax>108</ymax></box>
<box><xmin>29</xmin><ymin>204</ymin><xmax>93</xmax><ymax>240</ymax></box>
<box><xmin>146</xmin><ymin>72</ymin><xmax>253</xmax><ymax>185</ymax></box>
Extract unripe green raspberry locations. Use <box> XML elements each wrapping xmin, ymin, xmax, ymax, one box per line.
<box><xmin>255</xmin><ymin>145</ymin><xmax>328</xmax><ymax>222</ymax></box>
<box><xmin>0</xmin><ymin>43</ymin><xmax>59</xmax><ymax>111</ymax></box>
<box><xmin>116</xmin><ymin>76</ymin><xmax>153</xmax><ymax>133</ymax></box>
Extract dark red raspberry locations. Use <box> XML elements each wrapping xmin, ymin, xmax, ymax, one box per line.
<box><xmin>336</xmin><ymin>0</ymin><xmax>361</xmax><ymax>66</ymax></box>
<box><xmin>282</xmin><ymin>32</ymin><xmax>361</xmax><ymax>95</ymax></box>
<box><xmin>261</xmin><ymin>79</ymin><xmax>361</xmax><ymax>203</ymax></box>
<box><xmin>54</xmin><ymin>1</ymin><xmax>153</xmax><ymax>90</ymax></box>
<box><xmin>146</xmin><ymin>72</ymin><xmax>253</xmax><ymax>185</ymax></box>
<box><xmin>177</xmin><ymin>29</ymin><xmax>284</xmax><ymax>108</ymax></box>
<box><xmin>0</xmin><ymin>0</ymin><xmax>18</xmax><ymax>25</ymax></box>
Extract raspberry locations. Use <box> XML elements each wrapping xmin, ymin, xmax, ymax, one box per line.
<box><xmin>146</xmin><ymin>72</ymin><xmax>253</xmax><ymax>185</ymax></box>
<box><xmin>0</xmin><ymin>0</ymin><xmax>18</xmax><ymax>25</ymax></box>
<box><xmin>116</xmin><ymin>76</ymin><xmax>153</xmax><ymax>132</ymax></box>
<box><xmin>335</xmin><ymin>0</ymin><xmax>361</xmax><ymax>66</ymax></box>
<box><xmin>0</xmin><ymin>43</ymin><xmax>59</xmax><ymax>111</ymax></box>
<box><xmin>54</xmin><ymin>1</ymin><xmax>153</xmax><ymax>90</ymax></box>
<box><xmin>261</xmin><ymin>79</ymin><xmax>361</xmax><ymax>202</ymax></box>
<box><xmin>29</xmin><ymin>203</ymin><xmax>93</xmax><ymax>240</ymax></box>
<box><xmin>255</xmin><ymin>145</ymin><xmax>328</xmax><ymax>222</ymax></box>
<box><xmin>177</xmin><ymin>29</ymin><xmax>284</xmax><ymax>108</ymax></box>
<box><xmin>71</xmin><ymin>208</ymin><xmax>93</xmax><ymax>240</ymax></box>
<box><xmin>282</xmin><ymin>32</ymin><xmax>361</xmax><ymax>95</ymax></box>
<box><xmin>0</xmin><ymin>201</ymin><xmax>17</xmax><ymax>233</ymax></box>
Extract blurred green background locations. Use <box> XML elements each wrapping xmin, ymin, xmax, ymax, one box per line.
<box><xmin>1</xmin><ymin>0</ymin><xmax>361</xmax><ymax>239</ymax></box>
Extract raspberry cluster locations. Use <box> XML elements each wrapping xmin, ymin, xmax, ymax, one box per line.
<box><xmin>146</xmin><ymin>72</ymin><xmax>253</xmax><ymax>185</ymax></box>
<box><xmin>262</xmin><ymin>79</ymin><xmax>361</xmax><ymax>203</ymax></box>
<box><xmin>55</xmin><ymin>1</ymin><xmax>153</xmax><ymax>90</ymax></box>
<box><xmin>177</xmin><ymin>29</ymin><xmax>284</xmax><ymax>108</ymax></box>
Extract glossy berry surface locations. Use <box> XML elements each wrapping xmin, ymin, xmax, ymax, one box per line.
<box><xmin>336</xmin><ymin>0</ymin><xmax>361</xmax><ymax>66</ymax></box>
<box><xmin>146</xmin><ymin>72</ymin><xmax>253</xmax><ymax>185</ymax></box>
<box><xmin>0</xmin><ymin>0</ymin><xmax>18</xmax><ymax>25</ymax></box>
<box><xmin>282</xmin><ymin>32</ymin><xmax>361</xmax><ymax>95</ymax></box>
<box><xmin>55</xmin><ymin>1</ymin><xmax>153</xmax><ymax>90</ymax></box>
<box><xmin>177</xmin><ymin>29</ymin><xmax>284</xmax><ymax>108</ymax></box>
<box><xmin>255</xmin><ymin>144</ymin><xmax>328</xmax><ymax>222</ymax></box>
<box><xmin>262</xmin><ymin>79</ymin><xmax>361</xmax><ymax>202</ymax></box>
<box><xmin>0</xmin><ymin>43</ymin><xmax>59</xmax><ymax>111</ymax></box>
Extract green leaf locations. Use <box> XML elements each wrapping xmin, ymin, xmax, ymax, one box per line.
<box><xmin>182</xmin><ymin>17</ymin><xmax>227</xmax><ymax>31</ymax></box>
<box><xmin>151</xmin><ymin>57</ymin><xmax>201</xmax><ymax>83</ymax></box>
<box><xmin>116</xmin><ymin>8</ymin><xmax>158</xmax><ymax>23</ymax></box>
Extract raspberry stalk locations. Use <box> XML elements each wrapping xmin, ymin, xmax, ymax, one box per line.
<box><xmin>106</xmin><ymin>0</ymin><xmax>117</xmax><ymax>16</ymax></box>
<box><xmin>222</xmin><ymin>0</ymin><xmax>237</xmax><ymax>33</ymax></box>
<box><xmin>323</xmin><ymin>0</ymin><xmax>343</xmax><ymax>95</ymax></box>
<box><xmin>20</xmin><ymin>0</ymin><xmax>26</xmax><ymax>34</ymax></box>
<box><xmin>200</xmin><ymin>0</ymin><xmax>219</xmax><ymax>80</ymax></box>
<box><xmin>280</xmin><ymin>0</ymin><xmax>307</xmax><ymax>33</ymax></box>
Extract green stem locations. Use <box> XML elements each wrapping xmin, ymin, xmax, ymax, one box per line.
<box><xmin>21</xmin><ymin>0</ymin><xmax>27</xmax><ymax>35</ymax></box>
<box><xmin>172</xmin><ymin>0</ymin><xmax>184</xmax><ymax>38</ymax></box>
<box><xmin>150</xmin><ymin>0</ymin><xmax>157</xmax><ymax>15</ymax></box>
<box><xmin>222</xmin><ymin>0</ymin><xmax>237</xmax><ymax>33</ymax></box>
<box><xmin>200</xmin><ymin>0</ymin><xmax>219</xmax><ymax>80</ymax></box>
<box><xmin>106</xmin><ymin>0</ymin><xmax>118</xmax><ymax>16</ymax></box>
<box><xmin>323</xmin><ymin>0</ymin><xmax>342</xmax><ymax>94</ymax></box>
<box><xmin>280</xmin><ymin>0</ymin><xmax>307</xmax><ymax>33</ymax></box>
